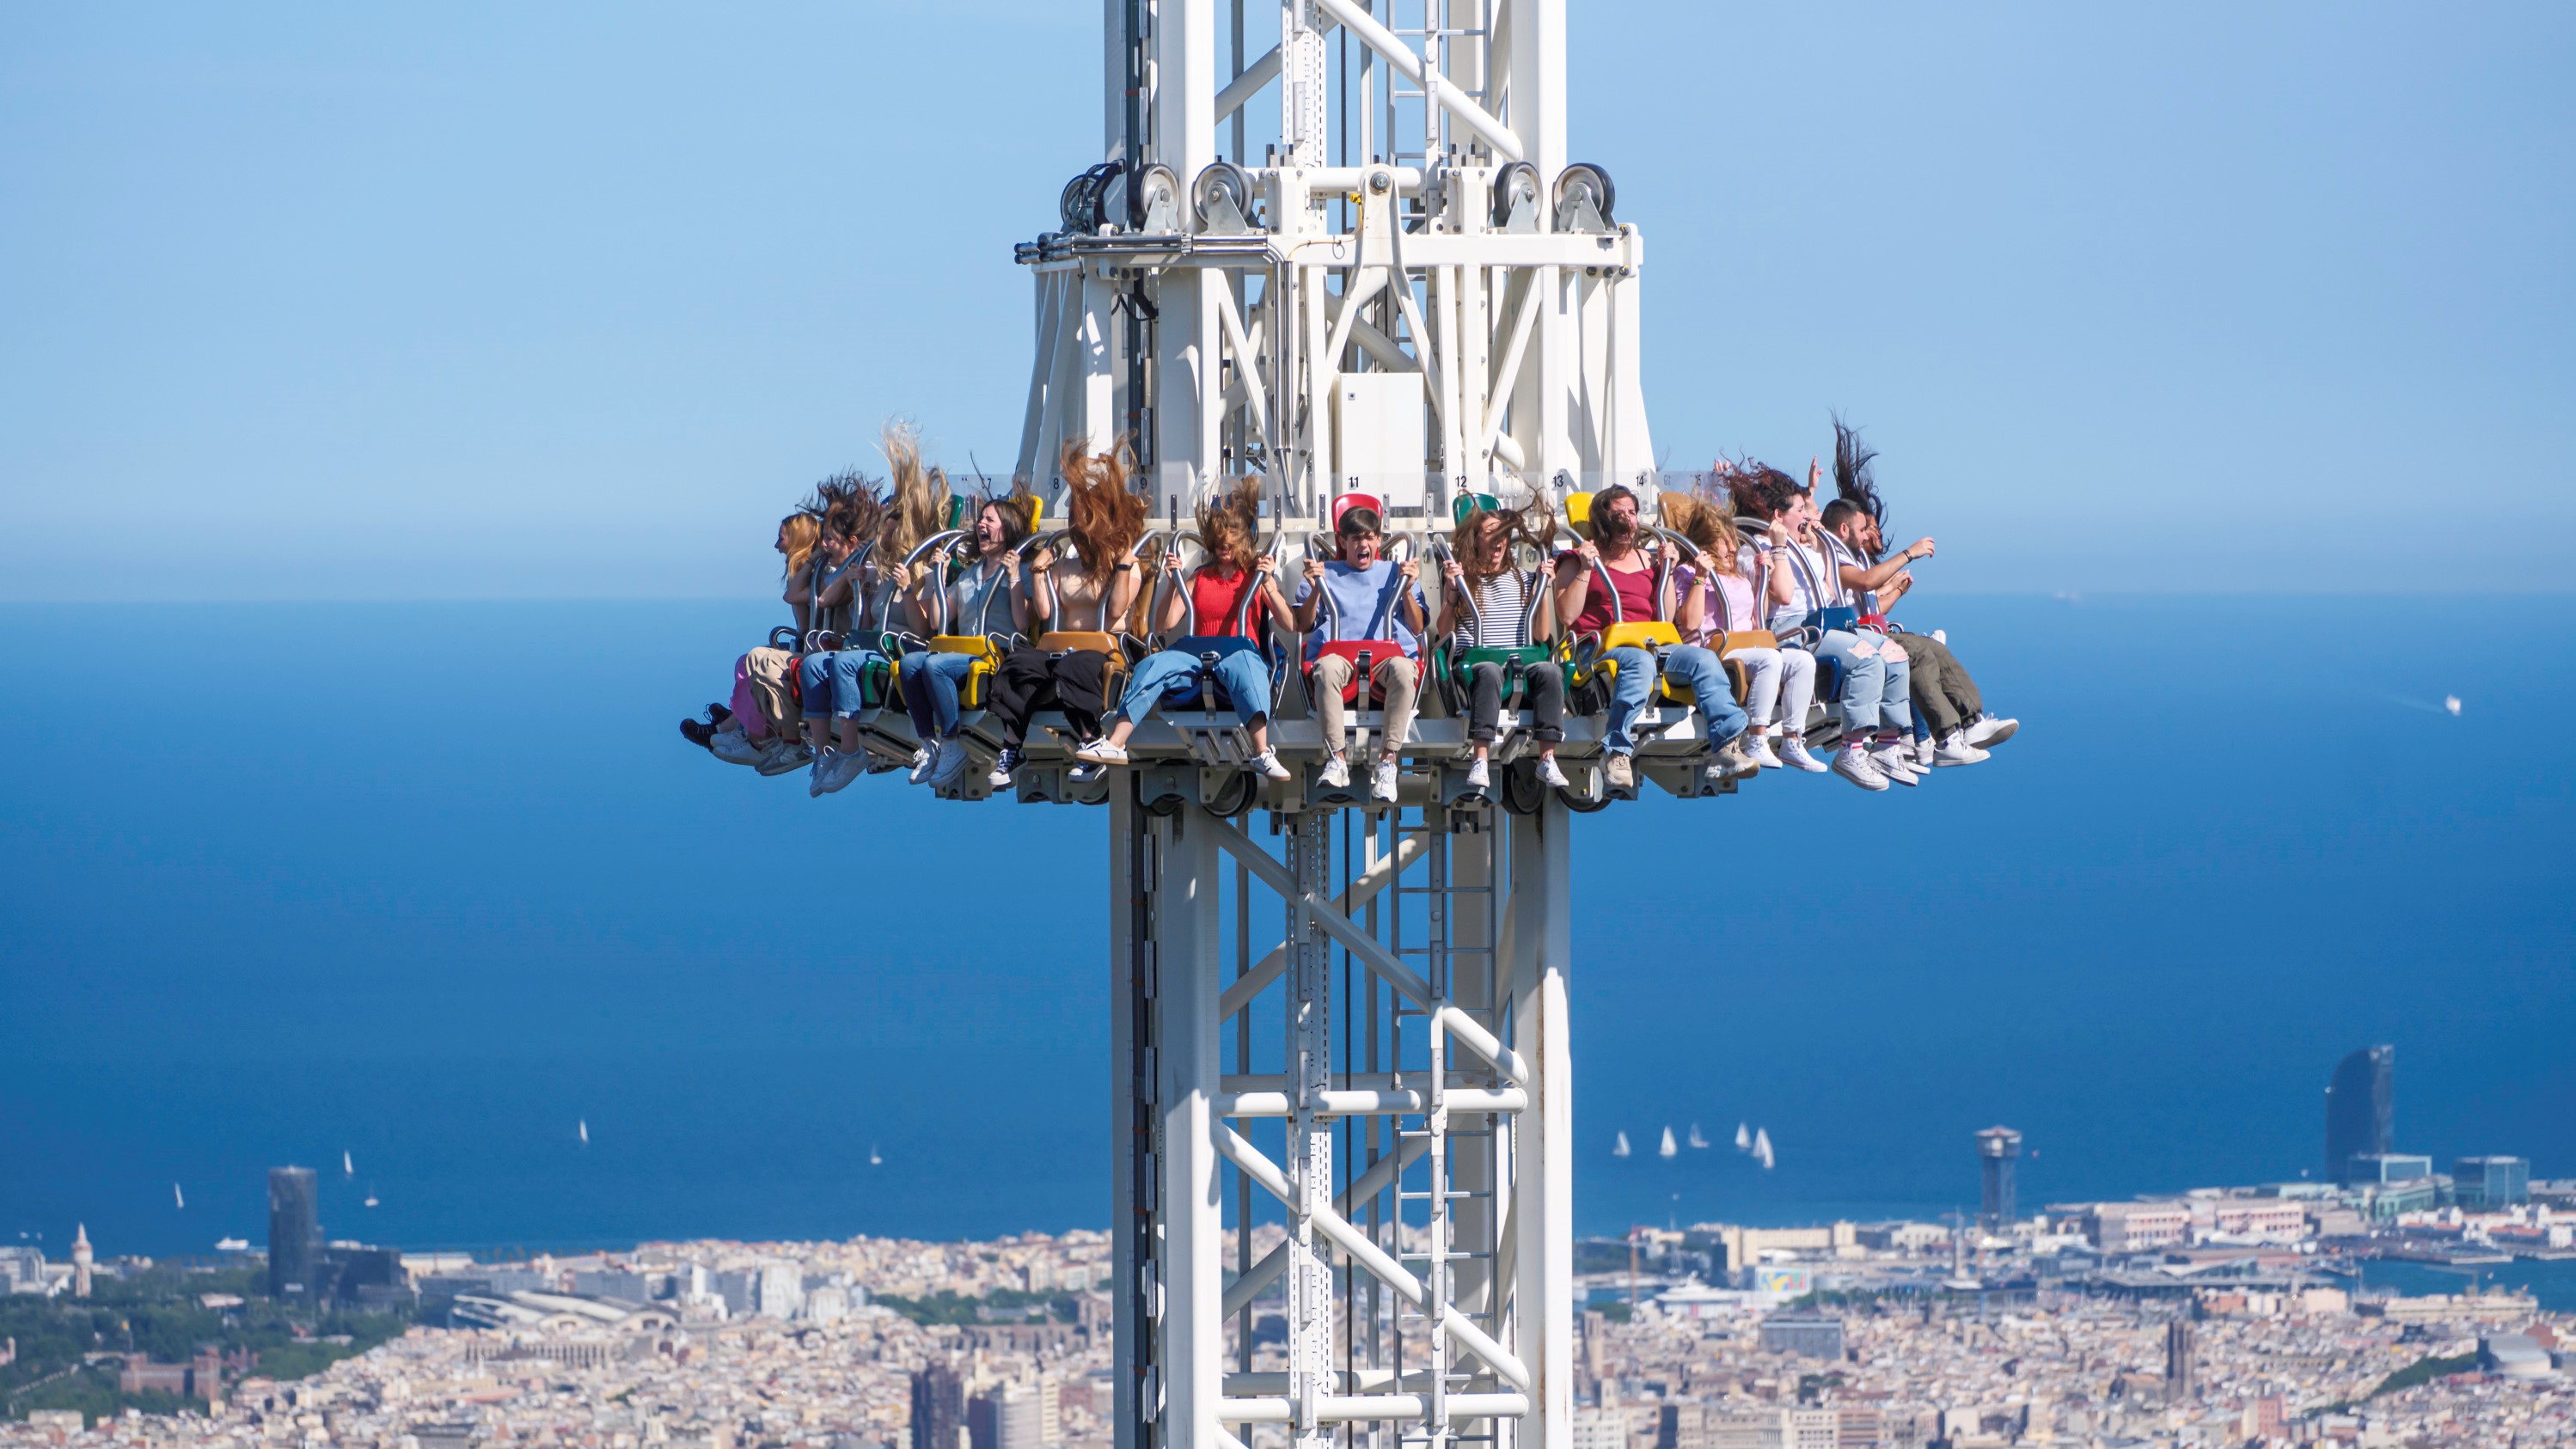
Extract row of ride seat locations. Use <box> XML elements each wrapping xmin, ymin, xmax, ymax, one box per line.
<box><xmin>728</xmin><ymin>487</ymin><xmax>1866</xmax><ymax>815</ymax></box>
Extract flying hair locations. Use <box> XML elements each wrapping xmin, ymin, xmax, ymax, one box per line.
<box><xmin>1724</xmin><ymin>461</ymin><xmax>1801</xmax><ymax>522</ymax></box>
<box><xmin>1451</xmin><ymin>502</ymin><xmax>1548</xmax><ymax>587</ymax></box>
<box><xmin>1060</xmin><ymin>437</ymin><xmax>1149</xmax><ymax>574</ymax></box>
<box><xmin>1831</xmin><ymin>412</ymin><xmax>1887</xmax><ymax>535</ymax></box>
<box><xmin>881</xmin><ymin>422</ymin><xmax>949</xmax><ymax>561</ymax></box>
<box><xmin>1195</xmin><ymin>475</ymin><xmax>1266</xmax><ymax>576</ymax></box>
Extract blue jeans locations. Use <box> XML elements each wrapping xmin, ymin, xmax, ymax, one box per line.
<box><xmin>1601</xmin><ymin>644</ymin><xmax>1747</xmax><ymax>755</ymax></box>
<box><xmin>1115</xmin><ymin>648</ymin><xmax>1272</xmax><ymax>726</ymax></box>
<box><xmin>798</xmin><ymin>648</ymin><xmax>890</xmax><ymax>719</ymax></box>
<box><xmin>899</xmin><ymin>650</ymin><xmax>981</xmax><ymax>740</ymax></box>
<box><xmin>1814</xmin><ymin>629</ymin><xmax>1912</xmax><ymax>735</ymax></box>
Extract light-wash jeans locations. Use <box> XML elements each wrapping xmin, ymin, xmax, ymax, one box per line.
<box><xmin>798</xmin><ymin>647</ymin><xmax>890</xmax><ymax>719</ymax></box>
<box><xmin>1115</xmin><ymin>647</ymin><xmax>1273</xmax><ymax>725</ymax></box>
<box><xmin>899</xmin><ymin>649</ymin><xmax>982</xmax><ymax>740</ymax></box>
<box><xmin>1722</xmin><ymin>645</ymin><xmax>1815</xmax><ymax>731</ymax></box>
<box><xmin>1602</xmin><ymin>644</ymin><xmax>1748</xmax><ymax>755</ymax></box>
<box><xmin>1814</xmin><ymin>629</ymin><xmax>1912</xmax><ymax>734</ymax></box>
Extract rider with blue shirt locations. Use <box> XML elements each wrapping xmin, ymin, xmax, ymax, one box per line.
<box><xmin>1290</xmin><ymin>506</ymin><xmax>1427</xmax><ymax>804</ymax></box>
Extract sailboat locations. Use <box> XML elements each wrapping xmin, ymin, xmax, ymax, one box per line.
<box><xmin>174</xmin><ymin>1183</ymin><xmax>185</xmax><ymax>1209</ymax></box>
<box><xmin>1658</xmin><ymin>1127</ymin><xmax>1678</xmax><ymax>1159</ymax></box>
<box><xmin>1686</xmin><ymin>1123</ymin><xmax>1710</xmax><ymax>1150</ymax></box>
<box><xmin>1735</xmin><ymin>1122</ymin><xmax>1751</xmax><ymax>1152</ymax></box>
<box><xmin>343</xmin><ymin>1151</ymin><xmax>354</xmax><ymax>1177</ymax></box>
<box><xmin>1752</xmin><ymin>1128</ymin><xmax>1775</xmax><ymax>1171</ymax></box>
<box><xmin>869</xmin><ymin>1145</ymin><xmax>884</xmax><ymax>1167</ymax></box>
<box><xmin>363</xmin><ymin>1183</ymin><xmax>380</xmax><ymax>1208</ymax></box>
<box><xmin>215</xmin><ymin>1237</ymin><xmax>249</xmax><ymax>1252</ymax></box>
<box><xmin>1612</xmin><ymin>1131</ymin><xmax>1632</xmax><ymax>1158</ymax></box>
<box><xmin>578</xmin><ymin>1119</ymin><xmax>590</xmax><ymax>1146</ymax></box>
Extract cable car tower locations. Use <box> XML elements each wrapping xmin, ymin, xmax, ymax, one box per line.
<box><xmin>1001</xmin><ymin>4</ymin><xmax>1657</xmax><ymax>1447</ymax></box>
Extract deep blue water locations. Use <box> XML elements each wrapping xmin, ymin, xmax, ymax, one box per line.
<box><xmin>1</xmin><ymin>599</ymin><xmax>2569</xmax><ymax>1268</ymax></box>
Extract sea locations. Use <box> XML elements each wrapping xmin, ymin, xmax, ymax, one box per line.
<box><xmin>1</xmin><ymin>598</ymin><xmax>2570</xmax><ymax>1305</ymax></box>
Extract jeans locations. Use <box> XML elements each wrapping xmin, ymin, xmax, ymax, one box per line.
<box><xmin>1602</xmin><ymin>644</ymin><xmax>1747</xmax><ymax>755</ymax></box>
<box><xmin>899</xmin><ymin>649</ymin><xmax>982</xmax><ymax>741</ymax></box>
<box><xmin>1723</xmin><ymin>645</ymin><xmax>1815</xmax><ymax>731</ymax></box>
<box><xmin>1310</xmin><ymin>654</ymin><xmax>1420</xmax><ymax>755</ymax></box>
<box><xmin>1465</xmin><ymin>660</ymin><xmax>1565</xmax><ymax>743</ymax></box>
<box><xmin>798</xmin><ymin>648</ymin><xmax>890</xmax><ymax>719</ymax></box>
<box><xmin>1894</xmin><ymin>632</ymin><xmax>1983</xmax><ymax>738</ymax></box>
<box><xmin>1814</xmin><ymin>629</ymin><xmax>1912</xmax><ymax>735</ymax></box>
<box><xmin>1115</xmin><ymin>647</ymin><xmax>1273</xmax><ymax>726</ymax></box>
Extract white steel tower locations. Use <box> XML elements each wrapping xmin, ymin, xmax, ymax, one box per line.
<box><xmin>1008</xmin><ymin>8</ymin><xmax>1650</xmax><ymax>1449</ymax></box>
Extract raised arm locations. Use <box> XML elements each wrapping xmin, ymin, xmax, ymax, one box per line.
<box><xmin>1840</xmin><ymin>536</ymin><xmax>1932</xmax><ymax>594</ymax></box>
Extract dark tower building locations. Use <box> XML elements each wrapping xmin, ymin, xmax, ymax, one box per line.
<box><xmin>909</xmin><ymin>1360</ymin><xmax>965</xmax><ymax>1449</ymax></box>
<box><xmin>2165</xmin><ymin>1318</ymin><xmax>2197</xmax><ymax>1399</ymax></box>
<box><xmin>2324</xmin><ymin>1046</ymin><xmax>2394</xmax><ymax>1184</ymax></box>
<box><xmin>266</xmin><ymin>1166</ymin><xmax>320</xmax><ymax>1300</ymax></box>
<box><xmin>1976</xmin><ymin>1127</ymin><xmax>2022</xmax><ymax>1232</ymax></box>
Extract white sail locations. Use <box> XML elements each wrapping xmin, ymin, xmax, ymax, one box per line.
<box><xmin>1612</xmin><ymin>1131</ymin><xmax>1631</xmax><ymax>1158</ymax></box>
<box><xmin>869</xmin><ymin>1145</ymin><xmax>884</xmax><ymax>1166</ymax></box>
<box><xmin>1753</xmin><ymin>1127</ymin><xmax>1774</xmax><ymax>1170</ymax></box>
<box><xmin>342</xmin><ymin>1151</ymin><xmax>354</xmax><ymax>1177</ymax></box>
<box><xmin>1659</xmin><ymin>1127</ymin><xmax>1678</xmax><ymax>1159</ymax></box>
<box><xmin>174</xmin><ymin>1183</ymin><xmax>185</xmax><ymax>1209</ymax></box>
<box><xmin>1687</xmin><ymin>1123</ymin><xmax>1710</xmax><ymax>1150</ymax></box>
<box><xmin>364</xmin><ymin>1189</ymin><xmax>379</xmax><ymax>1208</ymax></box>
<box><xmin>578</xmin><ymin>1119</ymin><xmax>590</xmax><ymax>1145</ymax></box>
<box><xmin>1735</xmin><ymin>1122</ymin><xmax>1751</xmax><ymax>1152</ymax></box>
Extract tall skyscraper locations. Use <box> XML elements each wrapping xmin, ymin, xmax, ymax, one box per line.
<box><xmin>2323</xmin><ymin>1046</ymin><xmax>2394</xmax><ymax>1184</ymax></box>
<box><xmin>267</xmin><ymin>1166</ymin><xmax>320</xmax><ymax>1300</ymax></box>
<box><xmin>1976</xmin><ymin>1127</ymin><xmax>2022</xmax><ymax>1231</ymax></box>
<box><xmin>909</xmin><ymin>1361</ymin><xmax>965</xmax><ymax>1449</ymax></box>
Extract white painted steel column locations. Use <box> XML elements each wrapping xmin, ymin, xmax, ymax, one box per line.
<box><xmin>1508</xmin><ymin>798</ymin><xmax>1572</xmax><ymax>1449</ymax></box>
<box><xmin>1109</xmin><ymin>791</ymin><xmax>1148</xmax><ymax>1449</ymax></box>
<box><xmin>1153</xmin><ymin>0</ymin><xmax>1221</xmax><ymax>496</ymax></box>
<box><xmin>1160</xmin><ymin>810</ymin><xmax>1225</xmax><ymax>1449</ymax></box>
<box><xmin>1283</xmin><ymin>810</ymin><xmax>1334</xmax><ymax>1449</ymax></box>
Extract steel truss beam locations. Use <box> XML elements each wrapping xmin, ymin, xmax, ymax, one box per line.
<box><xmin>1112</xmin><ymin>790</ymin><xmax>1573</xmax><ymax>1449</ymax></box>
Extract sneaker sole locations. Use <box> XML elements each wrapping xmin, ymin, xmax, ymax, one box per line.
<box><xmin>1969</xmin><ymin>720</ymin><xmax>2018</xmax><ymax>748</ymax></box>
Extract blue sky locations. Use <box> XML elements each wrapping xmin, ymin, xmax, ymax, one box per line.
<box><xmin>3</xmin><ymin>2</ymin><xmax>2569</xmax><ymax>600</ymax></box>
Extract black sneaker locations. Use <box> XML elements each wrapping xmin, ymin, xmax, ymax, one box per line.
<box><xmin>707</xmin><ymin>701</ymin><xmax>735</xmax><ymax>726</ymax></box>
<box><xmin>679</xmin><ymin>718</ymin><xmax>717</xmax><ymax>750</ymax></box>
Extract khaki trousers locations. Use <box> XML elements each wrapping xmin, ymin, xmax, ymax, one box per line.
<box><xmin>1310</xmin><ymin>654</ymin><xmax>1420</xmax><ymax>756</ymax></box>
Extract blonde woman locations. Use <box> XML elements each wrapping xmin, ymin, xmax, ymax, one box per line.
<box><xmin>1666</xmin><ymin>491</ymin><xmax>1825</xmax><ymax>773</ymax></box>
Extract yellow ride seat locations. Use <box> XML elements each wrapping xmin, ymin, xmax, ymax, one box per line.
<box><xmin>912</xmin><ymin>634</ymin><xmax>1007</xmax><ymax>710</ymax></box>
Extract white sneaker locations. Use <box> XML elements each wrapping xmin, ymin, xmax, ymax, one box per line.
<box><xmin>987</xmin><ymin>748</ymin><xmax>1023</xmax><ymax>789</ymax></box>
<box><xmin>907</xmin><ymin>745</ymin><xmax>939</xmax><ymax>783</ymax></box>
<box><xmin>1914</xmin><ymin>735</ymin><xmax>1937</xmax><ymax>769</ymax></box>
<box><xmin>930</xmin><ymin>741</ymin><xmax>974</xmax><ymax>787</ymax></box>
<box><xmin>1319</xmin><ymin>755</ymin><xmax>1351</xmax><ymax>790</ymax></box>
<box><xmin>1603</xmin><ymin>752</ymin><xmax>1635</xmax><ymax>792</ymax></box>
<box><xmin>1870</xmin><ymin>743</ymin><xmax>1920</xmax><ymax>786</ymax></box>
<box><xmin>1933</xmin><ymin>736</ymin><xmax>1990</xmax><ymax>767</ymax></box>
<box><xmin>1775</xmin><ymin>737</ymin><xmax>1829</xmax><ymax>773</ymax></box>
<box><xmin>709</xmin><ymin>729</ymin><xmax>762</xmax><ymax>767</ymax></box>
<box><xmin>755</xmin><ymin>739</ymin><xmax>812</xmax><ymax>777</ymax></box>
<box><xmin>1075</xmin><ymin>738</ymin><xmax>1128</xmax><ymax>765</ymax></box>
<box><xmin>1709</xmin><ymin>739</ymin><xmax>1761</xmax><ymax>782</ymax></box>
<box><xmin>817</xmin><ymin>749</ymin><xmax>867</xmax><ymax>796</ymax></box>
<box><xmin>1964</xmin><ymin>715</ymin><xmax>2019</xmax><ymax>749</ymax></box>
<box><xmin>1369</xmin><ymin>758</ymin><xmax>1398</xmax><ymax>803</ymax></box>
<box><xmin>1465</xmin><ymin>758</ymin><xmax>1491</xmax><ymax>792</ymax></box>
<box><xmin>808</xmin><ymin>748</ymin><xmax>837</xmax><ymax>797</ymax></box>
<box><xmin>1743</xmin><ymin>733</ymin><xmax>1784</xmax><ymax>770</ymax></box>
<box><xmin>1833</xmin><ymin>747</ymin><xmax>1889</xmax><ymax>792</ymax></box>
<box><xmin>1253</xmin><ymin>750</ymin><xmax>1292</xmax><ymax>781</ymax></box>
<box><xmin>1536</xmin><ymin>755</ymin><xmax>1569</xmax><ymax>789</ymax></box>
